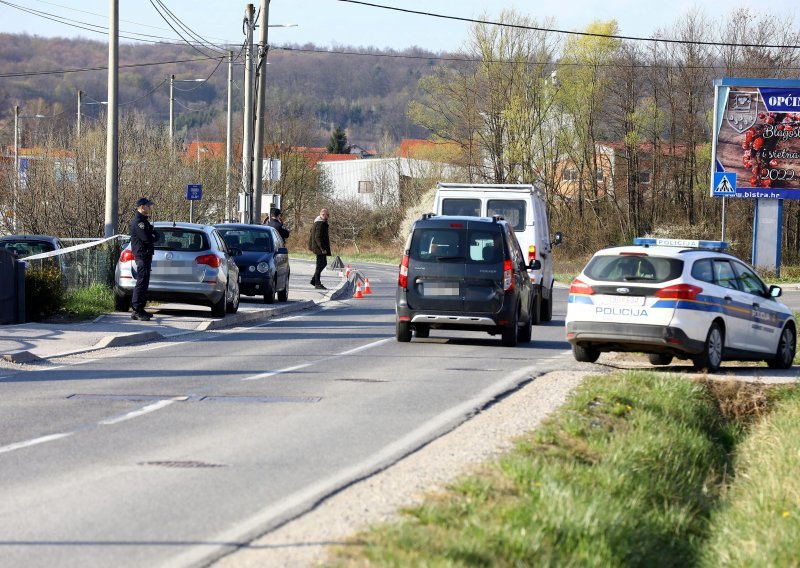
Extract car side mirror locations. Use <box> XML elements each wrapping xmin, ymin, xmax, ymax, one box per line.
<box><xmin>277</xmin><ymin>247</ymin><xmax>289</xmax><ymax>255</ymax></box>
<box><xmin>229</xmin><ymin>247</ymin><xmax>242</xmax><ymax>257</ymax></box>
<box><xmin>769</xmin><ymin>284</ymin><xmax>783</xmax><ymax>298</ymax></box>
<box><xmin>528</xmin><ymin>259</ymin><xmax>541</xmax><ymax>271</ymax></box>
<box><xmin>553</xmin><ymin>232</ymin><xmax>563</xmax><ymax>246</ymax></box>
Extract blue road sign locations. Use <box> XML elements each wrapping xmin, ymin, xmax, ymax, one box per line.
<box><xmin>186</xmin><ymin>184</ymin><xmax>203</xmax><ymax>200</ymax></box>
<box><xmin>713</xmin><ymin>172</ymin><xmax>736</xmax><ymax>196</ymax></box>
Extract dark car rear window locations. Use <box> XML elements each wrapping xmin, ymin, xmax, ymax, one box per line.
<box><xmin>584</xmin><ymin>254</ymin><xmax>683</xmax><ymax>283</ymax></box>
<box><xmin>0</xmin><ymin>240</ymin><xmax>56</xmax><ymax>256</ymax></box>
<box><xmin>410</xmin><ymin>226</ymin><xmax>504</xmax><ymax>264</ymax></box>
<box><xmin>441</xmin><ymin>198</ymin><xmax>480</xmax><ymax>216</ymax></box>
<box><xmin>217</xmin><ymin>229</ymin><xmax>274</xmax><ymax>252</ymax></box>
<box><xmin>155</xmin><ymin>229</ymin><xmax>208</xmax><ymax>252</ymax></box>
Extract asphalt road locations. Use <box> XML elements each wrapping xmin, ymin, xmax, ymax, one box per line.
<box><xmin>0</xmin><ymin>263</ymin><xmax>575</xmax><ymax>568</ymax></box>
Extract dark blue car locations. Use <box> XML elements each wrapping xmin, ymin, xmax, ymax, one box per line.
<box><xmin>215</xmin><ymin>224</ymin><xmax>290</xmax><ymax>303</ymax></box>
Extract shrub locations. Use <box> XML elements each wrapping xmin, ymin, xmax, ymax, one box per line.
<box><xmin>24</xmin><ymin>265</ymin><xmax>65</xmax><ymax>321</ymax></box>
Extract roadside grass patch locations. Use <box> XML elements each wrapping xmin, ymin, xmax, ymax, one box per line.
<box><xmin>331</xmin><ymin>372</ymin><xmax>791</xmax><ymax>566</ymax></box>
<box><xmin>59</xmin><ymin>284</ymin><xmax>114</xmax><ymax>320</ymax></box>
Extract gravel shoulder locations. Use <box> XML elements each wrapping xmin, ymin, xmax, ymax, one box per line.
<box><xmin>213</xmin><ymin>370</ymin><xmax>593</xmax><ymax>568</ymax></box>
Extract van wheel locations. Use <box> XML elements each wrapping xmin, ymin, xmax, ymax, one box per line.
<box><xmin>541</xmin><ymin>289</ymin><xmax>553</xmax><ymax>322</ymax></box>
<box><xmin>648</xmin><ymin>353</ymin><xmax>673</xmax><ymax>366</ymax></box>
<box><xmin>517</xmin><ymin>310</ymin><xmax>532</xmax><ymax>343</ymax></box>
<box><xmin>501</xmin><ymin>308</ymin><xmax>519</xmax><ymax>347</ymax></box>
<box><xmin>415</xmin><ymin>324</ymin><xmax>430</xmax><ymax>339</ymax></box>
<box><xmin>693</xmin><ymin>322</ymin><xmax>723</xmax><ymax>373</ymax></box>
<box><xmin>396</xmin><ymin>320</ymin><xmax>412</xmax><ymax>342</ymax></box>
<box><xmin>573</xmin><ymin>344</ymin><xmax>600</xmax><ymax>363</ymax></box>
<box><xmin>531</xmin><ymin>290</ymin><xmax>542</xmax><ymax>325</ymax></box>
<box><xmin>767</xmin><ymin>325</ymin><xmax>795</xmax><ymax>369</ymax></box>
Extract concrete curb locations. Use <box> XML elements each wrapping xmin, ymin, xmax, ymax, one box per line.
<box><xmin>2</xmin><ymin>350</ymin><xmax>43</xmax><ymax>364</ymax></box>
<box><xmin>94</xmin><ymin>331</ymin><xmax>164</xmax><ymax>349</ymax></box>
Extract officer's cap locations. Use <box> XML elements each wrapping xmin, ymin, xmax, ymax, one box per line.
<box><xmin>136</xmin><ymin>197</ymin><xmax>154</xmax><ymax>207</ymax></box>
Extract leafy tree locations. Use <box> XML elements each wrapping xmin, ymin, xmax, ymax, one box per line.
<box><xmin>326</xmin><ymin>126</ymin><xmax>350</xmax><ymax>154</ymax></box>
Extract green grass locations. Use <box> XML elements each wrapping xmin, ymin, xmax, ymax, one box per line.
<box><xmin>60</xmin><ymin>284</ymin><xmax>114</xmax><ymax>320</ymax></box>
<box><xmin>333</xmin><ymin>372</ymin><xmax>747</xmax><ymax>566</ymax></box>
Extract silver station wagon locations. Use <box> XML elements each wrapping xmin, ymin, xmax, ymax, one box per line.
<box><xmin>114</xmin><ymin>222</ymin><xmax>241</xmax><ymax>317</ymax></box>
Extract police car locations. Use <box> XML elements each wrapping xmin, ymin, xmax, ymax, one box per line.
<box><xmin>565</xmin><ymin>238</ymin><xmax>797</xmax><ymax>372</ymax></box>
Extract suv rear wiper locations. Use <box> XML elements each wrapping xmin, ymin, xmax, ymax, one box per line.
<box><xmin>436</xmin><ymin>255</ymin><xmax>467</xmax><ymax>261</ymax></box>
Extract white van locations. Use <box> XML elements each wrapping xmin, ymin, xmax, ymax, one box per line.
<box><xmin>432</xmin><ymin>183</ymin><xmax>561</xmax><ymax>324</ymax></box>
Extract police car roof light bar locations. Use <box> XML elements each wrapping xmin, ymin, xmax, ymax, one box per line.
<box><xmin>633</xmin><ymin>237</ymin><xmax>729</xmax><ymax>250</ymax></box>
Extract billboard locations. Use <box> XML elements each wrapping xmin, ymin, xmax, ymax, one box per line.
<box><xmin>711</xmin><ymin>78</ymin><xmax>800</xmax><ymax>199</ymax></box>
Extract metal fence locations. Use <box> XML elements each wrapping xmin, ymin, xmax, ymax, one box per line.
<box><xmin>24</xmin><ymin>236</ymin><xmax>127</xmax><ymax>292</ymax></box>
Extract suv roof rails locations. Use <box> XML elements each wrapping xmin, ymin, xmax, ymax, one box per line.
<box><xmin>492</xmin><ymin>215</ymin><xmax>505</xmax><ymax>223</ymax></box>
<box><xmin>420</xmin><ymin>213</ymin><xmax>437</xmax><ymax>220</ymax></box>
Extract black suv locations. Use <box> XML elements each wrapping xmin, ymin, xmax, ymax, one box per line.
<box><xmin>395</xmin><ymin>214</ymin><xmax>539</xmax><ymax>346</ymax></box>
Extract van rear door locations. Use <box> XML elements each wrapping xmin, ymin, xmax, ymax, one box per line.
<box><xmin>406</xmin><ymin>224</ymin><xmax>466</xmax><ymax>312</ymax></box>
<box><xmin>463</xmin><ymin>223</ymin><xmax>505</xmax><ymax>313</ymax></box>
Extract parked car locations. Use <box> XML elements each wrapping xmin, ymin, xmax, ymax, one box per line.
<box><xmin>215</xmin><ymin>223</ymin><xmax>290</xmax><ymax>303</ymax></box>
<box><xmin>433</xmin><ymin>182</ymin><xmax>562</xmax><ymax>324</ymax></box>
<box><xmin>395</xmin><ymin>214</ymin><xmax>538</xmax><ymax>346</ymax></box>
<box><xmin>566</xmin><ymin>237</ymin><xmax>797</xmax><ymax>372</ymax></box>
<box><xmin>114</xmin><ymin>222</ymin><xmax>240</xmax><ymax>317</ymax></box>
<box><xmin>0</xmin><ymin>234</ymin><xmax>65</xmax><ymax>259</ymax></box>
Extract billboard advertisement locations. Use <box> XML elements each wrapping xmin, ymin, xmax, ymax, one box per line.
<box><xmin>711</xmin><ymin>78</ymin><xmax>800</xmax><ymax>199</ymax></box>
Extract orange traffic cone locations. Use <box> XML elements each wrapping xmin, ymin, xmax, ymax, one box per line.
<box><xmin>364</xmin><ymin>276</ymin><xmax>372</xmax><ymax>294</ymax></box>
<box><xmin>353</xmin><ymin>280</ymin><xmax>364</xmax><ymax>299</ymax></box>
<box><xmin>345</xmin><ymin>264</ymin><xmax>351</xmax><ymax>278</ymax></box>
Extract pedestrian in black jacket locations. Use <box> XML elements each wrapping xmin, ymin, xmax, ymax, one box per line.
<box><xmin>308</xmin><ymin>208</ymin><xmax>330</xmax><ymax>289</ymax></box>
<box><xmin>129</xmin><ymin>197</ymin><xmax>159</xmax><ymax>320</ymax></box>
<box><xmin>265</xmin><ymin>207</ymin><xmax>290</xmax><ymax>241</ymax></box>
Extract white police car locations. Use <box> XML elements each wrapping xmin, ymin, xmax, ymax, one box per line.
<box><xmin>565</xmin><ymin>238</ymin><xmax>797</xmax><ymax>372</ymax></box>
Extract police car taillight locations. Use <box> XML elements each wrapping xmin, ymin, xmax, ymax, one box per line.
<box><xmin>503</xmin><ymin>259</ymin><xmax>514</xmax><ymax>291</ymax></box>
<box><xmin>120</xmin><ymin>249</ymin><xmax>135</xmax><ymax>263</ymax></box>
<box><xmin>195</xmin><ymin>254</ymin><xmax>221</xmax><ymax>268</ymax></box>
<box><xmin>398</xmin><ymin>254</ymin><xmax>409</xmax><ymax>289</ymax></box>
<box><xmin>528</xmin><ymin>245</ymin><xmax>536</xmax><ymax>262</ymax></box>
<box><xmin>569</xmin><ymin>278</ymin><xmax>594</xmax><ymax>295</ymax></box>
<box><xmin>656</xmin><ymin>284</ymin><xmax>702</xmax><ymax>300</ymax></box>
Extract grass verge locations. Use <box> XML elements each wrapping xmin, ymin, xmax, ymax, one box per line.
<box><xmin>59</xmin><ymin>284</ymin><xmax>114</xmax><ymax>320</ymax></box>
<box><xmin>332</xmin><ymin>373</ymin><xmax>799</xmax><ymax>566</ymax></box>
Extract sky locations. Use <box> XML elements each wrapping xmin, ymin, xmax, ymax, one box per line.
<box><xmin>0</xmin><ymin>0</ymin><xmax>797</xmax><ymax>54</ymax></box>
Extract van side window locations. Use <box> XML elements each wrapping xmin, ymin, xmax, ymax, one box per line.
<box><xmin>441</xmin><ymin>199</ymin><xmax>480</xmax><ymax>216</ymax></box>
<box><xmin>487</xmin><ymin>199</ymin><xmax>526</xmax><ymax>231</ymax></box>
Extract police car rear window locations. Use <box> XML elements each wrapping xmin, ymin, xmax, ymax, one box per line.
<box><xmin>410</xmin><ymin>227</ymin><xmax>504</xmax><ymax>264</ymax></box>
<box><xmin>155</xmin><ymin>229</ymin><xmax>208</xmax><ymax>252</ymax></box>
<box><xmin>584</xmin><ymin>255</ymin><xmax>683</xmax><ymax>283</ymax></box>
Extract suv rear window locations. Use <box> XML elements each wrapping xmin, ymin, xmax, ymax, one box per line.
<box><xmin>584</xmin><ymin>254</ymin><xmax>683</xmax><ymax>283</ymax></box>
<box><xmin>487</xmin><ymin>199</ymin><xmax>526</xmax><ymax>231</ymax></box>
<box><xmin>410</xmin><ymin>227</ymin><xmax>504</xmax><ymax>264</ymax></box>
<box><xmin>441</xmin><ymin>198</ymin><xmax>480</xmax><ymax>216</ymax></box>
<box><xmin>155</xmin><ymin>229</ymin><xmax>208</xmax><ymax>252</ymax></box>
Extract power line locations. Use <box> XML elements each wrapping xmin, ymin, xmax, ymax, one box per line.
<box><xmin>338</xmin><ymin>0</ymin><xmax>800</xmax><ymax>50</ymax></box>
<box><xmin>0</xmin><ymin>54</ymin><xmax>225</xmax><ymax>78</ymax></box>
<box><xmin>148</xmin><ymin>0</ymin><xmax>227</xmax><ymax>57</ymax></box>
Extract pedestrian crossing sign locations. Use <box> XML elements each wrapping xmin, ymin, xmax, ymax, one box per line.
<box><xmin>713</xmin><ymin>172</ymin><xmax>736</xmax><ymax>196</ymax></box>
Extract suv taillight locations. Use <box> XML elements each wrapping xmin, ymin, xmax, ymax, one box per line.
<box><xmin>503</xmin><ymin>259</ymin><xmax>514</xmax><ymax>291</ymax></box>
<box><xmin>120</xmin><ymin>249</ymin><xmax>135</xmax><ymax>262</ymax></box>
<box><xmin>656</xmin><ymin>284</ymin><xmax>702</xmax><ymax>300</ymax></box>
<box><xmin>528</xmin><ymin>245</ymin><xmax>536</xmax><ymax>263</ymax></box>
<box><xmin>569</xmin><ymin>278</ymin><xmax>594</xmax><ymax>295</ymax></box>
<box><xmin>398</xmin><ymin>254</ymin><xmax>409</xmax><ymax>289</ymax></box>
<box><xmin>195</xmin><ymin>254</ymin><xmax>221</xmax><ymax>268</ymax></box>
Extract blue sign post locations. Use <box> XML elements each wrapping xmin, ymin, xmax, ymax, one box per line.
<box><xmin>186</xmin><ymin>184</ymin><xmax>202</xmax><ymax>223</ymax></box>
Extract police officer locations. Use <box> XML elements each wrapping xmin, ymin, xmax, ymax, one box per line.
<box><xmin>265</xmin><ymin>207</ymin><xmax>290</xmax><ymax>240</ymax></box>
<box><xmin>129</xmin><ymin>197</ymin><xmax>158</xmax><ymax>321</ymax></box>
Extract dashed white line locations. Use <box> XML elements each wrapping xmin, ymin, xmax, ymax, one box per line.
<box><xmin>0</xmin><ymin>432</ymin><xmax>73</xmax><ymax>455</ymax></box>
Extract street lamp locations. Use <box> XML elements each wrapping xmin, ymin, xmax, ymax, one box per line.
<box><xmin>13</xmin><ymin>106</ymin><xmax>46</xmax><ymax>232</ymax></box>
<box><xmin>169</xmin><ymin>75</ymin><xmax>206</xmax><ymax>143</ymax></box>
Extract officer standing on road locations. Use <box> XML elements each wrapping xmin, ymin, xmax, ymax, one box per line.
<box><xmin>129</xmin><ymin>197</ymin><xmax>158</xmax><ymax>321</ymax></box>
<box><xmin>309</xmin><ymin>208</ymin><xmax>330</xmax><ymax>289</ymax></box>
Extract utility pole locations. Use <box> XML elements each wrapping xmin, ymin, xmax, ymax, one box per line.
<box><xmin>12</xmin><ymin>105</ymin><xmax>18</xmax><ymax>233</ymax></box>
<box><xmin>169</xmin><ymin>74</ymin><xmax>175</xmax><ymax>143</ymax></box>
<box><xmin>252</xmin><ymin>0</ymin><xmax>270</xmax><ymax>225</ymax></box>
<box><xmin>225</xmin><ymin>50</ymin><xmax>234</xmax><ymax>222</ymax></box>
<box><xmin>77</xmin><ymin>90</ymin><xmax>82</xmax><ymax>138</ymax></box>
<box><xmin>104</xmin><ymin>0</ymin><xmax>119</xmax><ymax>237</ymax></box>
<box><xmin>241</xmin><ymin>4</ymin><xmax>255</xmax><ymax>223</ymax></box>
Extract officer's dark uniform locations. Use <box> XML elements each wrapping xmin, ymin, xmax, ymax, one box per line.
<box><xmin>129</xmin><ymin>203</ymin><xmax>158</xmax><ymax>317</ymax></box>
<box><xmin>266</xmin><ymin>208</ymin><xmax>290</xmax><ymax>240</ymax></box>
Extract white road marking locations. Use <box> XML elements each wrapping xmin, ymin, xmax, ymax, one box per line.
<box><xmin>98</xmin><ymin>398</ymin><xmax>179</xmax><ymax>425</ymax></box>
<box><xmin>0</xmin><ymin>432</ymin><xmax>73</xmax><ymax>455</ymax></box>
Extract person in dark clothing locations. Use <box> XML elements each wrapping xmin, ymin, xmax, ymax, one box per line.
<box><xmin>129</xmin><ymin>197</ymin><xmax>159</xmax><ymax>320</ymax></box>
<box><xmin>265</xmin><ymin>207</ymin><xmax>290</xmax><ymax>240</ymax></box>
<box><xmin>308</xmin><ymin>208</ymin><xmax>330</xmax><ymax>289</ymax></box>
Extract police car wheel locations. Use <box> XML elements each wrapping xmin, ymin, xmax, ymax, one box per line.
<box><xmin>648</xmin><ymin>353</ymin><xmax>673</xmax><ymax>366</ymax></box>
<box><xmin>693</xmin><ymin>322</ymin><xmax>723</xmax><ymax>373</ymax></box>
<box><xmin>396</xmin><ymin>320</ymin><xmax>412</xmax><ymax>342</ymax></box>
<box><xmin>767</xmin><ymin>325</ymin><xmax>796</xmax><ymax>369</ymax></box>
<box><xmin>572</xmin><ymin>344</ymin><xmax>600</xmax><ymax>363</ymax></box>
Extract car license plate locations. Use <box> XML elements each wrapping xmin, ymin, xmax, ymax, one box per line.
<box><xmin>422</xmin><ymin>282</ymin><xmax>459</xmax><ymax>296</ymax></box>
<box><xmin>595</xmin><ymin>295</ymin><xmax>645</xmax><ymax>307</ymax></box>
